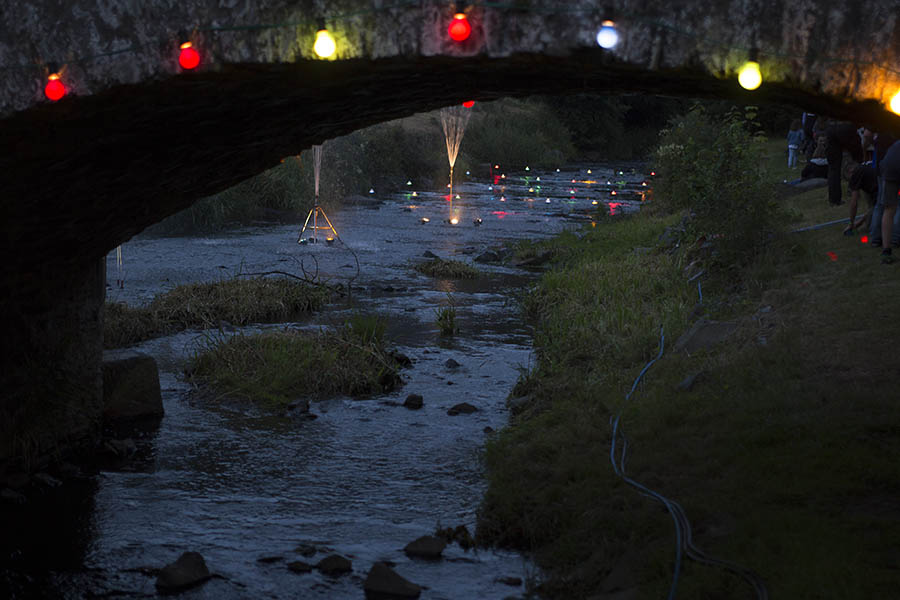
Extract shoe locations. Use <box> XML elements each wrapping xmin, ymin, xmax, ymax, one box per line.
<box><xmin>881</xmin><ymin>249</ymin><xmax>895</xmax><ymax>264</ymax></box>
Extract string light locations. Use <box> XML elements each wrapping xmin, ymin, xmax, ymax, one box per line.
<box><xmin>178</xmin><ymin>41</ymin><xmax>200</xmax><ymax>70</ymax></box>
<box><xmin>448</xmin><ymin>10</ymin><xmax>471</xmax><ymax>42</ymax></box>
<box><xmin>44</xmin><ymin>72</ymin><xmax>65</xmax><ymax>101</ymax></box>
<box><xmin>596</xmin><ymin>19</ymin><xmax>619</xmax><ymax>49</ymax></box>
<box><xmin>313</xmin><ymin>22</ymin><xmax>336</xmax><ymax>58</ymax></box>
<box><xmin>738</xmin><ymin>48</ymin><xmax>762</xmax><ymax>90</ymax></box>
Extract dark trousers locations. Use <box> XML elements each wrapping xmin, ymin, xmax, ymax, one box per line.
<box><xmin>827</xmin><ymin>143</ymin><xmax>843</xmax><ymax>205</ymax></box>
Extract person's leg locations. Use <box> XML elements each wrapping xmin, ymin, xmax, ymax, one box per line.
<box><xmin>881</xmin><ymin>180</ymin><xmax>899</xmax><ymax>262</ymax></box>
<box><xmin>870</xmin><ymin>178</ymin><xmax>886</xmax><ymax>244</ymax></box>
<box><xmin>889</xmin><ymin>181</ymin><xmax>900</xmax><ymax>246</ymax></box>
<box><xmin>845</xmin><ymin>190</ymin><xmax>859</xmax><ymax>234</ymax></box>
<box><xmin>827</xmin><ymin>141</ymin><xmax>843</xmax><ymax>205</ymax></box>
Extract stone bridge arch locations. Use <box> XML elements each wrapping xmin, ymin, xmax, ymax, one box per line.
<box><xmin>1</xmin><ymin>0</ymin><xmax>899</xmax><ymax>463</ymax></box>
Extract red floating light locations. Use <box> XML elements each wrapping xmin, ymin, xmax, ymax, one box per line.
<box><xmin>44</xmin><ymin>73</ymin><xmax>65</xmax><ymax>101</ymax></box>
<box><xmin>179</xmin><ymin>41</ymin><xmax>200</xmax><ymax>70</ymax></box>
<box><xmin>462</xmin><ymin>100</ymin><xmax>475</xmax><ymax>108</ymax></box>
<box><xmin>448</xmin><ymin>13</ymin><xmax>471</xmax><ymax>42</ymax></box>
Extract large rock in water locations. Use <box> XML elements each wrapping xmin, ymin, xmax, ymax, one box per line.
<box><xmin>315</xmin><ymin>554</ymin><xmax>352</xmax><ymax>576</ymax></box>
<box><xmin>101</xmin><ymin>349</ymin><xmax>163</xmax><ymax>421</ymax></box>
<box><xmin>403</xmin><ymin>535</ymin><xmax>446</xmax><ymax>558</ymax></box>
<box><xmin>364</xmin><ymin>562</ymin><xmax>422</xmax><ymax>599</ymax></box>
<box><xmin>155</xmin><ymin>551</ymin><xmax>211</xmax><ymax>593</ymax></box>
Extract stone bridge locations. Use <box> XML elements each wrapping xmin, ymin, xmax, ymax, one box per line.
<box><xmin>1</xmin><ymin>0</ymin><xmax>899</xmax><ymax>465</ymax></box>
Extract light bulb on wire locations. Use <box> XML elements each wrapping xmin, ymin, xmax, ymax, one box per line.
<box><xmin>448</xmin><ymin>11</ymin><xmax>471</xmax><ymax>42</ymax></box>
<box><xmin>890</xmin><ymin>89</ymin><xmax>900</xmax><ymax>115</ymax></box>
<box><xmin>179</xmin><ymin>41</ymin><xmax>200</xmax><ymax>70</ymax></box>
<box><xmin>596</xmin><ymin>20</ymin><xmax>619</xmax><ymax>49</ymax></box>
<box><xmin>738</xmin><ymin>48</ymin><xmax>762</xmax><ymax>90</ymax></box>
<box><xmin>314</xmin><ymin>23</ymin><xmax>336</xmax><ymax>58</ymax></box>
<box><xmin>44</xmin><ymin>72</ymin><xmax>66</xmax><ymax>101</ymax></box>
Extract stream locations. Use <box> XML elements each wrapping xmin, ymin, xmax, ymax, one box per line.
<box><xmin>1</xmin><ymin>165</ymin><xmax>647</xmax><ymax>599</ymax></box>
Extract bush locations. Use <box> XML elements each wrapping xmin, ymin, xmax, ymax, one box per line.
<box><xmin>652</xmin><ymin>105</ymin><xmax>782</xmax><ymax>267</ymax></box>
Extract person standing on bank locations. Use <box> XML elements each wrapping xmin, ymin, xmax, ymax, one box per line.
<box><xmin>787</xmin><ymin>119</ymin><xmax>803</xmax><ymax>168</ymax></box>
<box><xmin>877</xmin><ymin>140</ymin><xmax>900</xmax><ymax>264</ymax></box>
<box><xmin>825</xmin><ymin>121</ymin><xmax>864</xmax><ymax>206</ymax></box>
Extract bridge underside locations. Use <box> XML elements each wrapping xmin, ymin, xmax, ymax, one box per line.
<box><xmin>1</xmin><ymin>49</ymin><xmax>898</xmax><ymax>467</ymax></box>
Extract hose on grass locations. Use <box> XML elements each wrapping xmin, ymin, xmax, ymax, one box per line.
<box><xmin>609</xmin><ymin>325</ymin><xmax>769</xmax><ymax>600</ymax></box>
<box><xmin>790</xmin><ymin>217</ymin><xmax>850</xmax><ymax>233</ymax></box>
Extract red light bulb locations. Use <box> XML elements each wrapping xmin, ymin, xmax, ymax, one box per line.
<box><xmin>462</xmin><ymin>100</ymin><xmax>474</xmax><ymax>108</ymax></box>
<box><xmin>179</xmin><ymin>42</ymin><xmax>200</xmax><ymax>70</ymax></box>
<box><xmin>448</xmin><ymin>13</ymin><xmax>471</xmax><ymax>42</ymax></box>
<box><xmin>44</xmin><ymin>74</ymin><xmax>65</xmax><ymax>101</ymax></box>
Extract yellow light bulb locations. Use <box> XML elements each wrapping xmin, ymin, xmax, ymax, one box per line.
<box><xmin>738</xmin><ymin>61</ymin><xmax>762</xmax><ymax>90</ymax></box>
<box><xmin>891</xmin><ymin>90</ymin><xmax>900</xmax><ymax>115</ymax></box>
<box><xmin>314</xmin><ymin>29</ymin><xmax>336</xmax><ymax>58</ymax></box>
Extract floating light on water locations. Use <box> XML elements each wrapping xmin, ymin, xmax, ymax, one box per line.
<box><xmin>500</xmin><ymin>196</ymin><xmax>506</xmax><ymax>202</ymax></box>
<box><xmin>488</xmin><ymin>186</ymin><xmax>493</xmax><ymax>191</ymax></box>
<box><xmin>449</xmin><ymin>217</ymin><xmax>460</xmax><ymax>225</ymax></box>
<box><xmin>587</xmin><ymin>169</ymin><xmax>592</xmax><ymax>174</ymax></box>
<box><xmin>738</xmin><ymin>48</ymin><xmax>762</xmax><ymax>90</ymax></box>
<box><xmin>412</xmin><ymin>191</ymin><xmax>418</xmax><ymax>197</ymax></box>
<box><xmin>314</xmin><ymin>27</ymin><xmax>336</xmax><ymax>58</ymax></box>
<box><xmin>650</xmin><ymin>171</ymin><xmax>656</xmax><ymax>176</ymax></box>
<box><xmin>525</xmin><ymin>166</ymin><xmax>530</xmax><ymax>171</ymax></box>
<box><xmin>528</xmin><ymin>187</ymin><xmax>534</xmax><ymax>192</ymax></box>
<box><xmin>325</xmin><ymin>236</ymin><xmax>335</xmax><ymax>244</ymax></box>
<box><xmin>617</xmin><ymin>170</ymin><xmax>624</xmax><ymax>175</ymax></box>
<box><xmin>494</xmin><ymin>164</ymin><xmax>499</xmax><ymax>169</ymax></box>
<box><xmin>596</xmin><ymin>20</ymin><xmax>619</xmax><ymax>49</ymax></box>
<box><xmin>421</xmin><ymin>217</ymin><xmax>430</xmax><ymax>223</ymax></box>
<box><xmin>407</xmin><ymin>180</ymin><xmax>412</xmax><ymax>185</ymax></box>
<box><xmin>179</xmin><ymin>41</ymin><xmax>200</xmax><ymax>69</ymax></box>
<box><xmin>592</xmin><ymin>200</ymin><xmax>598</xmax><ymax>205</ymax></box>
<box><xmin>891</xmin><ymin>90</ymin><xmax>900</xmax><ymax>115</ymax></box>
<box><xmin>473</xmin><ymin>218</ymin><xmax>483</xmax><ymax>226</ymax></box>
<box><xmin>611</xmin><ymin>190</ymin><xmax>617</xmax><ymax>195</ymax></box>
<box><xmin>545</xmin><ymin>198</ymin><xmax>551</xmax><ymax>203</ymax></box>
<box><xmin>369</xmin><ymin>188</ymin><xmax>375</xmax><ymax>194</ymax></box>
<box><xmin>569</xmin><ymin>189</ymin><xmax>576</xmax><ymax>194</ymax></box>
<box><xmin>556</xmin><ymin>168</ymin><xmax>560</xmax><ymax>172</ymax></box>
<box><xmin>641</xmin><ymin>181</ymin><xmax>648</xmax><ymax>186</ymax></box>
<box><xmin>448</xmin><ymin>12</ymin><xmax>471</xmax><ymax>42</ymax></box>
<box><xmin>536</xmin><ymin>177</ymin><xmax>540</xmax><ymax>182</ymax></box>
<box><xmin>501</xmin><ymin>174</ymin><xmax>506</xmax><ymax>179</ymax></box>
<box><xmin>455</xmin><ymin>194</ymin><xmax>461</xmax><ymax>199</ymax></box>
<box><xmin>44</xmin><ymin>73</ymin><xmax>66</xmax><ymax>101</ymax></box>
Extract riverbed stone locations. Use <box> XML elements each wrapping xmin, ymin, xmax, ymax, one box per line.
<box><xmin>287</xmin><ymin>560</ymin><xmax>314</xmax><ymax>573</ymax></box>
<box><xmin>364</xmin><ymin>562</ymin><xmax>421</xmax><ymax>599</ymax></box>
<box><xmin>403</xmin><ymin>535</ymin><xmax>446</xmax><ymax>559</ymax></box>
<box><xmin>447</xmin><ymin>402</ymin><xmax>478</xmax><ymax>416</ymax></box>
<box><xmin>155</xmin><ymin>551</ymin><xmax>211</xmax><ymax>593</ymax></box>
<box><xmin>316</xmin><ymin>554</ymin><xmax>352</xmax><ymax>576</ymax></box>
<box><xmin>444</xmin><ymin>358</ymin><xmax>461</xmax><ymax>369</ymax></box>
<box><xmin>403</xmin><ymin>394</ymin><xmax>424</xmax><ymax>410</ymax></box>
<box><xmin>294</xmin><ymin>543</ymin><xmax>317</xmax><ymax>557</ymax></box>
<box><xmin>101</xmin><ymin>349</ymin><xmax>163</xmax><ymax>421</ymax></box>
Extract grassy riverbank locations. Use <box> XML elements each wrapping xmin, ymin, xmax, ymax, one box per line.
<box><xmin>478</xmin><ymin>143</ymin><xmax>900</xmax><ymax>597</ymax></box>
<box><xmin>104</xmin><ymin>277</ymin><xmax>332</xmax><ymax>348</ymax></box>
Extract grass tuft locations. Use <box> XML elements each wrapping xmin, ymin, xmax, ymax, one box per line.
<box><xmin>104</xmin><ymin>277</ymin><xmax>332</xmax><ymax>348</ymax></box>
<box><xmin>413</xmin><ymin>259</ymin><xmax>481</xmax><ymax>279</ymax></box>
<box><xmin>187</xmin><ymin>325</ymin><xmax>402</xmax><ymax>409</ymax></box>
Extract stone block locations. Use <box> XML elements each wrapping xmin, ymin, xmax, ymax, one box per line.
<box><xmin>102</xmin><ymin>349</ymin><xmax>163</xmax><ymax>421</ymax></box>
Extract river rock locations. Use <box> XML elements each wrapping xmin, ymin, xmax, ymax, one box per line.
<box><xmin>294</xmin><ymin>543</ymin><xmax>317</xmax><ymax>557</ymax></box>
<box><xmin>422</xmin><ymin>250</ymin><xmax>440</xmax><ymax>259</ymax></box>
<box><xmin>403</xmin><ymin>535</ymin><xmax>446</xmax><ymax>559</ymax></box>
<box><xmin>155</xmin><ymin>551</ymin><xmax>211</xmax><ymax>593</ymax></box>
<box><xmin>447</xmin><ymin>402</ymin><xmax>478</xmax><ymax>416</ymax></box>
<box><xmin>474</xmin><ymin>250</ymin><xmax>500</xmax><ymax>263</ymax></box>
<box><xmin>403</xmin><ymin>394</ymin><xmax>424</xmax><ymax>410</ymax></box>
<box><xmin>316</xmin><ymin>554</ymin><xmax>352</xmax><ymax>576</ymax></box>
<box><xmin>364</xmin><ymin>562</ymin><xmax>421</xmax><ymax>599</ymax></box>
<box><xmin>391</xmin><ymin>352</ymin><xmax>412</xmax><ymax>367</ymax></box>
<box><xmin>102</xmin><ymin>349</ymin><xmax>164</xmax><ymax>421</ymax></box>
<box><xmin>444</xmin><ymin>358</ymin><xmax>461</xmax><ymax>369</ymax></box>
<box><xmin>287</xmin><ymin>560</ymin><xmax>313</xmax><ymax>573</ymax></box>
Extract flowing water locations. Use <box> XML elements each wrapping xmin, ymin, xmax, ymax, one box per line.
<box><xmin>2</xmin><ymin>165</ymin><xmax>647</xmax><ymax>599</ymax></box>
